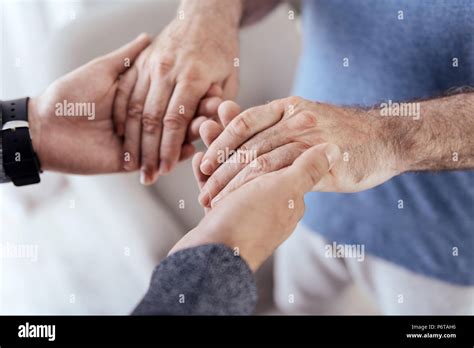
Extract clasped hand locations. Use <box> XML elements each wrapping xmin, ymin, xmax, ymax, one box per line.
<box><xmin>30</xmin><ymin>33</ymin><xmax>227</xmax><ymax>176</ymax></box>
<box><xmin>27</xmin><ymin>33</ymin><xmax>342</xmax><ymax>271</ymax></box>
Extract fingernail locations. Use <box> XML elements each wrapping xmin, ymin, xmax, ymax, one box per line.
<box><xmin>136</xmin><ymin>32</ymin><xmax>147</xmax><ymax>41</ymax></box>
<box><xmin>198</xmin><ymin>188</ymin><xmax>210</xmax><ymax>207</ymax></box>
<box><xmin>324</xmin><ymin>143</ymin><xmax>340</xmax><ymax>170</ymax></box>
<box><xmin>200</xmin><ymin>159</ymin><xmax>212</xmax><ymax>175</ymax></box>
<box><xmin>211</xmin><ymin>194</ymin><xmax>222</xmax><ymax>207</ymax></box>
<box><xmin>151</xmin><ymin>171</ymin><xmax>160</xmax><ymax>183</ymax></box>
<box><xmin>158</xmin><ymin>160</ymin><xmax>169</xmax><ymax>175</ymax></box>
<box><xmin>140</xmin><ymin>167</ymin><xmax>150</xmax><ymax>185</ymax></box>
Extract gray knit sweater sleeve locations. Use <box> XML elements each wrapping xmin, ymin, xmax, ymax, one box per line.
<box><xmin>132</xmin><ymin>244</ymin><xmax>258</xmax><ymax>315</ymax></box>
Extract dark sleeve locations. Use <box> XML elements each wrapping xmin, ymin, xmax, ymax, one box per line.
<box><xmin>132</xmin><ymin>244</ymin><xmax>258</xmax><ymax>315</ymax></box>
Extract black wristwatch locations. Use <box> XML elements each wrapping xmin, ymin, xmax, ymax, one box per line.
<box><xmin>1</xmin><ymin>98</ymin><xmax>41</xmax><ymax>186</ymax></box>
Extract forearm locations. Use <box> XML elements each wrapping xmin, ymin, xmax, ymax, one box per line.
<box><xmin>381</xmin><ymin>92</ymin><xmax>474</xmax><ymax>173</ymax></box>
<box><xmin>303</xmin><ymin>91</ymin><xmax>473</xmax><ymax>192</ymax></box>
<box><xmin>179</xmin><ymin>0</ymin><xmax>280</xmax><ymax>28</ymax></box>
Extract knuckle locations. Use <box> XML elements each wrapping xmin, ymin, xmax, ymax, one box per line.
<box><xmin>142</xmin><ymin>113</ymin><xmax>162</xmax><ymax>134</ymax></box>
<box><xmin>180</xmin><ymin>67</ymin><xmax>204</xmax><ymax>82</ymax></box>
<box><xmin>286</xmin><ymin>142</ymin><xmax>312</xmax><ymax>158</ymax></box>
<box><xmin>229</xmin><ymin>116</ymin><xmax>252</xmax><ymax>138</ymax></box>
<box><xmin>269</xmin><ymin>97</ymin><xmax>284</xmax><ymax>105</ymax></box>
<box><xmin>253</xmin><ymin>155</ymin><xmax>272</xmax><ymax>173</ymax></box>
<box><xmin>294</xmin><ymin>142</ymin><xmax>312</xmax><ymax>152</ymax></box>
<box><xmin>163</xmin><ymin>113</ymin><xmax>187</xmax><ymax>131</ymax></box>
<box><xmin>286</xmin><ymin>95</ymin><xmax>303</xmax><ymax>105</ymax></box>
<box><xmin>268</xmin><ymin>99</ymin><xmax>284</xmax><ymax>111</ymax></box>
<box><xmin>154</xmin><ymin>57</ymin><xmax>175</xmax><ymax>76</ymax></box>
<box><xmin>238</xmin><ymin>142</ymin><xmax>250</xmax><ymax>155</ymax></box>
<box><xmin>128</xmin><ymin>103</ymin><xmax>144</xmax><ymax>119</ymax></box>
<box><xmin>291</xmin><ymin>111</ymin><xmax>317</xmax><ymax>130</ymax></box>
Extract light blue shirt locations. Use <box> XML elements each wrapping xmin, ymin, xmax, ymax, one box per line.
<box><xmin>295</xmin><ymin>0</ymin><xmax>474</xmax><ymax>285</ymax></box>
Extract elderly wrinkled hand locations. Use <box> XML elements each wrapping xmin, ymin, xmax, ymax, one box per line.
<box><xmin>197</xmin><ymin>96</ymin><xmax>401</xmax><ymax>208</ymax></box>
<box><xmin>113</xmin><ymin>1</ymin><xmax>240</xmax><ymax>185</ymax></box>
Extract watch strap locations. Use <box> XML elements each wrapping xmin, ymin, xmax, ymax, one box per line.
<box><xmin>2</xmin><ymin>97</ymin><xmax>28</xmax><ymax>123</ymax></box>
<box><xmin>1</xmin><ymin>98</ymin><xmax>41</xmax><ymax>186</ymax></box>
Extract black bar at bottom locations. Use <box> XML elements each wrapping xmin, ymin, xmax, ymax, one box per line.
<box><xmin>0</xmin><ymin>315</ymin><xmax>472</xmax><ymax>346</ymax></box>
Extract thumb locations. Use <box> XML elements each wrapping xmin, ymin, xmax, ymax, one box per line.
<box><xmin>287</xmin><ymin>143</ymin><xmax>341</xmax><ymax>195</ymax></box>
<box><xmin>103</xmin><ymin>33</ymin><xmax>151</xmax><ymax>74</ymax></box>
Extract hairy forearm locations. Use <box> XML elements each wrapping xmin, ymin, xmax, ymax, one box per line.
<box><xmin>380</xmin><ymin>92</ymin><xmax>474</xmax><ymax>173</ymax></box>
<box><xmin>179</xmin><ymin>0</ymin><xmax>280</xmax><ymax>28</ymax></box>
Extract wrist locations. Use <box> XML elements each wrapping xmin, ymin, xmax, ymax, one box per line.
<box><xmin>28</xmin><ymin>96</ymin><xmax>48</xmax><ymax>170</ymax></box>
<box><xmin>179</xmin><ymin>0</ymin><xmax>244</xmax><ymax>30</ymax></box>
<box><xmin>194</xmin><ymin>218</ymin><xmax>263</xmax><ymax>272</ymax></box>
<box><xmin>169</xmin><ymin>218</ymin><xmax>261</xmax><ymax>272</ymax></box>
<box><xmin>368</xmin><ymin>106</ymin><xmax>413</xmax><ymax>175</ymax></box>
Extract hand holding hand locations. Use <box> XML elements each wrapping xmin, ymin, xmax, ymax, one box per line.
<box><xmin>170</xmin><ymin>134</ymin><xmax>340</xmax><ymax>272</ymax></box>
<box><xmin>114</xmin><ymin>1</ymin><xmax>241</xmax><ymax>184</ymax></box>
<box><xmin>198</xmin><ymin>96</ymin><xmax>401</xmax><ymax>207</ymax></box>
<box><xmin>29</xmin><ymin>34</ymin><xmax>151</xmax><ymax>174</ymax></box>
